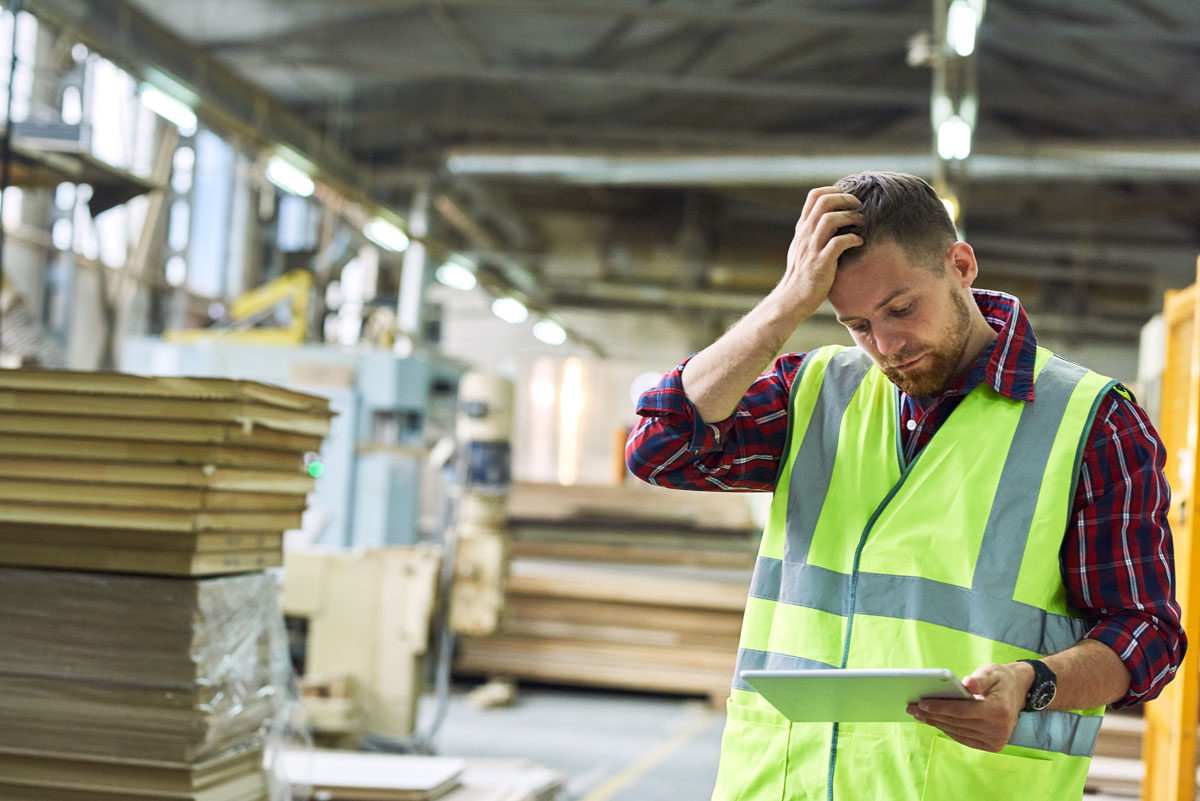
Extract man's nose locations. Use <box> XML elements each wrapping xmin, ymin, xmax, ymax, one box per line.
<box><xmin>873</xmin><ymin>327</ymin><xmax>906</xmax><ymax>357</ymax></box>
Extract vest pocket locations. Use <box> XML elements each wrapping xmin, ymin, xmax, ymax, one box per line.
<box><xmin>921</xmin><ymin>735</ymin><xmax>1053</xmax><ymax>801</ymax></box>
<box><xmin>712</xmin><ymin>698</ymin><xmax>790</xmax><ymax>801</ymax></box>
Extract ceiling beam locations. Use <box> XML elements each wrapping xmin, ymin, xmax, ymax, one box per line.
<box><xmin>220</xmin><ymin>55</ymin><xmax>929</xmax><ymax>108</ymax></box>
<box><xmin>304</xmin><ymin>1</ymin><xmax>927</xmax><ymax>33</ymax></box>
<box><xmin>443</xmin><ymin>142</ymin><xmax>1200</xmax><ymax>185</ymax></box>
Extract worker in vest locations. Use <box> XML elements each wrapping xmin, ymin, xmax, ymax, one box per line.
<box><xmin>626</xmin><ymin>172</ymin><xmax>1185</xmax><ymax>800</ymax></box>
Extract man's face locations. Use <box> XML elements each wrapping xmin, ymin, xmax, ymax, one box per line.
<box><xmin>827</xmin><ymin>239</ymin><xmax>976</xmax><ymax>396</ymax></box>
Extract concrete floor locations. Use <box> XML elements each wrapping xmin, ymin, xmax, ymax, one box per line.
<box><xmin>421</xmin><ymin>683</ymin><xmax>725</xmax><ymax>801</ymax></box>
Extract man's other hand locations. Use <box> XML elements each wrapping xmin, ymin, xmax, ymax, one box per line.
<box><xmin>905</xmin><ymin>662</ymin><xmax>1032</xmax><ymax>752</ymax></box>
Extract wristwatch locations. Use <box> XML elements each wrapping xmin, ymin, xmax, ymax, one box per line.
<box><xmin>1019</xmin><ymin>659</ymin><xmax>1057</xmax><ymax>712</ymax></box>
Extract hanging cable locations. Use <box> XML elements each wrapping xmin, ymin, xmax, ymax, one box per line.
<box><xmin>0</xmin><ymin>0</ymin><xmax>23</xmax><ymax>358</ymax></box>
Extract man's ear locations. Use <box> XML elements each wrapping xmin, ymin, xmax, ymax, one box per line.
<box><xmin>947</xmin><ymin>241</ymin><xmax>978</xmax><ymax>287</ymax></box>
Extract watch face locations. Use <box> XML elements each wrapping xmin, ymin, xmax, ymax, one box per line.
<box><xmin>1029</xmin><ymin>682</ymin><xmax>1056</xmax><ymax>711</ymax></box>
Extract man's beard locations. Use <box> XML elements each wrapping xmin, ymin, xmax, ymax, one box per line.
<box><xmin>881</xmin><ymin>289</ymin><xmax>974</xmax><ymax>397</ymax></box>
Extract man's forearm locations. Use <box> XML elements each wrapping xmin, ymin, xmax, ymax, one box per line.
<box><xmin>681</xmin><ymin>295</ymin><xmax>810</xmax><ymax>423</ymax></box>
<box><xmin>681</xmin><ymin>187</ymin><xmax>864</xmax><ymax>424</ymax></box>
<box><xmin>1025</xmin><ymin>637</ymin><xmax>1132</xmax><ymax>711</ymax></box>
<box><xmin>910</xmin><ymin>638</ymin><xmax>1134</xmax><ymax>752</ymax></box>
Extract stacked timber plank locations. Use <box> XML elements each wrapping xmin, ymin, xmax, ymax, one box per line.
<box><xmin>0</xmin><ymin>368</ymin><xmax>333</xmax><ymax>801</ymax></box>
<box><xmin>456</xmin><ymin>558</ymin><xmax>750</xmax><ymax>705</ymax></box>
<box><xmin>0</xmin><ymin>368</ymin><xmax>331</xmax><ymax>574</ymax></box>
<box><xmin>505</xmin><ymin>481</ymin><xmax>759</xmax><ymax>569</ymax></box>
<box><xmin>457</xmin><ymin>482</ymin><xmax>756</xmax><ymax>705</ymax></box>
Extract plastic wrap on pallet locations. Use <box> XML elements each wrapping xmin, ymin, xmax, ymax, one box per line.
<box><xmin>0</xmin><ymin>566</ymin><xmax>295</xmax><ymax>768</ymax></box>
<box><xmin>0</xmin><ymin>566</ymin><xmax>277</xmax><ymax>687</ymax></box>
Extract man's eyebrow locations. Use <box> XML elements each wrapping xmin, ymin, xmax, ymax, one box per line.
<box><xmin>835</xmin><ymin>288</ymin><xmax>911</xmax><ymax>323</ymax></box>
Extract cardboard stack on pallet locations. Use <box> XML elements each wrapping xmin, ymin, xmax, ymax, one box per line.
<box><xmin>0</xmin><ymin>368</ymin><xmax>333</xmax><ymax>801</ymax></box>
<box><xmin>0</xmin><ymin>369</ymin><xmax>331</xmax><ymax>574</ymax></box>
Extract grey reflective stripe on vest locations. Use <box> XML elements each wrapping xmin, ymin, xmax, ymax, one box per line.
<box><xmin>972</xmin><ymin>356</ymin><xmax>1089</xmax><ymax>599</ymax></box>
<box><xmin>732</xmin><ymin>648</ymin><xmax>837</xmax><ymax>692</ymax></box>
<box><xmin>784</xmin><ymin>348</ymin><xmax>874</xmax><ymax>567</ymax></box>
<box><xmin>749</xmin><ymin>556</ymin><xmax>1089</xmax><ymax>655</ymax></box>
<box><xmin>1010</xmin><ymin>709</ymin><xmax>1103</xmax><ymax>757</ymax></box>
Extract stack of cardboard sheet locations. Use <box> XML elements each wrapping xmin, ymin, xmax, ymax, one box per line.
<box><xmin>0</xmin><ymin>566</ymin><xmax>284</xmax><ymax>800</ymax></box>
<box><xmin>0</xmin><ymin>368</ymin><xmax>333</xmax><ymax>801</ymax></box>
<box><xmin>0</xmin><ymin>369</ymin><xmax>332</xmax><ymax>575</ymax></box>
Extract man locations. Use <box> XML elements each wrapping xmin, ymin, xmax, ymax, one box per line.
<box><xmin>626</xmin><ymin>172</ymin><xmax>1184</xmax><ymax>800</ymax></box>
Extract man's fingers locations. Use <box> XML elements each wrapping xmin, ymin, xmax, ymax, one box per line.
<box><xmin>814</xmin><ymin>208</ymin><xmax>865</xmax><ymax>241</ymax></box>
<box><xmin>911</xmin><ymin>698</ymin><xmax>986</xmax><ymax>719</ymax></box>
<box><xmin>963</xmin><ymin>665</ymin><xmax>1004</xmax><ymax>698</ymax></box>
<box><xmin>820</xmin><ymin>233</ymin><xmax>864</xmax><ymax>263</ymax></box>
<box><xmin>799</xmin><ymin>186</ymin><xmax>842</xmax><ymax>222</ymax></box>
<box><xmin>799</xmin><ymin>190</ymin><xmax>862</xmax><ymax>228</ymax></box>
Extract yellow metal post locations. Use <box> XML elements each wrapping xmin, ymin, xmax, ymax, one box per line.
<box><xmin>1142</xmin><ymin>260</ymin><xmax>1200</xmax><ymax>800</ymax></box>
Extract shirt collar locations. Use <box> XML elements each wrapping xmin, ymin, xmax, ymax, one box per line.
<box><xmin>938</xmin><ymin>289</ymin><xmax>1038</xmax><ymax>402</ymax></box>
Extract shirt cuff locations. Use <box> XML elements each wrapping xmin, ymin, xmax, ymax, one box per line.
<box><xmin>1085</xmin><ymin>617</ymin><xmax>1178</xmax><ymax>708</ymax></box>
<box><xmin>634</xmin><ymin>355</ymin><xmax>737</xmax><ymax>453</ymax></box>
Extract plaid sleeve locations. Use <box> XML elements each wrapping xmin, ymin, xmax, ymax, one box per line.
<box><xmin>1066</xmin><ymin>388</ymin><xmax>1186</xmax><ymax>707</ymax></box>
<box><xmin>624</xmin><ymin>352</ymin><xmax>807</xmax><ymax>492</ymax></box>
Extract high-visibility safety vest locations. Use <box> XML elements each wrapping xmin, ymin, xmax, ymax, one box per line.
<box><xmin>712</xmin><ymin>344</ymin><xmax>1121</xmax><ymax>801</ymax></box>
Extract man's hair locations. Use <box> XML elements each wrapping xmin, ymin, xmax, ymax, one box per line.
<box><xmin>834</xmin><ymin>171</ymin><xmax>958</xmax><ymax>269</ymax></box>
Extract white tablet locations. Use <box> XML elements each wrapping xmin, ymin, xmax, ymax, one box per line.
<box><xmin>740</xmin><ymin>668</ymin><xmax>975</xmax><ymax>723</ymax></box>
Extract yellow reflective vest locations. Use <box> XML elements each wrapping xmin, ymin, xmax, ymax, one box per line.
<box><xmin>712</xmin><ymin>344</ymin><xmax>1119</xmax><ymax>801</ymax></box>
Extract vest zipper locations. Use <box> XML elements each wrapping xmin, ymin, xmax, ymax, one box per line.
<box><xmin>826</xmin><ymin>387</ymin><xmax>925</xmax><ymax>801</ymax></box>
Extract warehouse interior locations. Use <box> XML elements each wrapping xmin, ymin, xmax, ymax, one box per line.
<box><xmin>2</xmin><ymin>0</ymin><xmax>1200</xmax><ymax>799</ymax></box>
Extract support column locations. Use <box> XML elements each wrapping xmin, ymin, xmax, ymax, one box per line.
<box><xmin>396</xmin><ymin>178</ymin><xmax>431</xmax><ymax>345</ymax></box>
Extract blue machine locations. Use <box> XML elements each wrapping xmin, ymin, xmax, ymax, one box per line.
<box><xmin>121</xmin><ymin>338</ymin><xmax>463</xmax><ymax>548</ymax></box>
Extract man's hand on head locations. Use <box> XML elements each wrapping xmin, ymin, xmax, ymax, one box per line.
<box><xmin>906</xmin><ymin>662</ymin><xmax>1032</xmax><ymax>752</ymax></box>
<box><xmin>777</xmin><ymin>188</ymin><xmax>864</xmax><ymax>321</ymax></box>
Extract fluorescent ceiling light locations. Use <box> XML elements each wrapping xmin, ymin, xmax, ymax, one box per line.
<box><xmin>139</xmin><ymin>85</ymin><xmax>197</xmax><ymax>135</ymax></box>
<box><xmin>265</xmin><ymin>156</ymin><xmax>315</xmax><ymax>197</ymax></box>
<box><xmin>533</xmin><ymin>319</ymin><xmax>567</xmax><ymax>345</ymax></box>
<box><xmin>937</xmin><ymin>115</ymin><xmax>972</xmax><ymax>161</ymax></box>
<box><xmin>363</xmin><ymin>218</ymin><xmax>410</xmax><ymax>252</ymax></box>
<box><xmin>492</xmin><ymin>297</ymin><xmax>528</xmax><ymax>324</ymax></box>
<box><xmin>947</xmin><ymin>0</ymin><xmax>979</xmax><ymax>57</ymax></box>
<box><xmin>435</xmin><ymin>259</ymin><xmax>477</xmax><ymax>291</ymax></box>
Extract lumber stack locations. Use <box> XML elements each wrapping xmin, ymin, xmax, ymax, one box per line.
<box><xmin>456</xmin><ymin>558</ymin><xmax>749</xmax><ymax>705</ymax></box>
<box><xmin>457</xmin><ymin>483</ymin><xmax>756</xmax><ymax>704</ymax></box>
<box><xmin>0</xmin><ymin>368</ymin><xmax>331</xmax><ymax>575</ymax></box>
<box><xmin>505</xmin><ymin>481</ymin><xmax>759</xmax><ymax>569</ymax></box>
<box><xmin>0</xmin><ymin>368</ymin><xmax>333</xmax><ymax>801</ymax></box>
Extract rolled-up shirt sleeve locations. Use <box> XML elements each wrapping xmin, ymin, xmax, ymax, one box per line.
<box><xmin>1066</xmin><ymin>390</ymin><xmax>1186</xmax><ymax>707</ymax></box>
<box><xmin>624</xmin><ymin>352</ymin><xmax>806</xmax><ymax>492</ymax></box>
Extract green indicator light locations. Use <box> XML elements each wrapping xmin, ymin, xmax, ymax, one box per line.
<box><xmin>307</xmin><ymin>461</ymin><xmax>324</xmax><ymax>479</ymax></box>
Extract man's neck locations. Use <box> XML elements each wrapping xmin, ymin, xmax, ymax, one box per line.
<box><xmin>939</xmin><ymin>310</ymin><xmax>1001</xmax><ymax>396</ymax></box>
